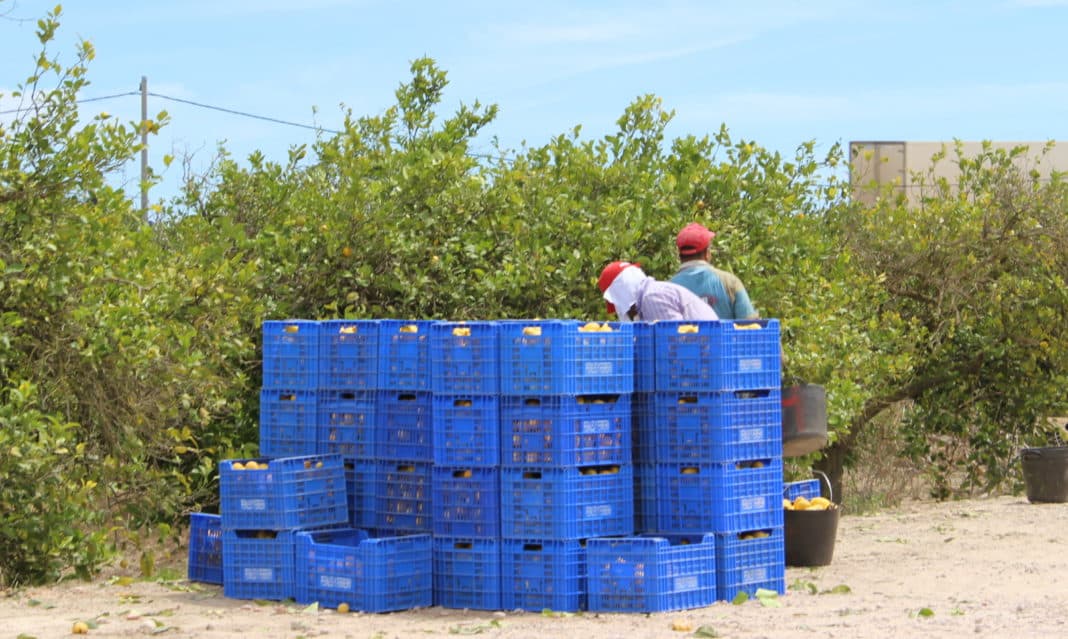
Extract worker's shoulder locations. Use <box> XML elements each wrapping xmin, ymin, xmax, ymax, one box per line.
<box><xmin>711</xmin><ymin>265</ymin><xmax>746</xmax><ymax>290</ymax></box>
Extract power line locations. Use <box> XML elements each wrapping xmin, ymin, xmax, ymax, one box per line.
<box><xmin>2</xmin><ymin>88</ymin><xmax>512</xmax><ymax>161</ymax></box>
<box><xmin>0</xmin><ymin>90</ymin><xmax>139</xmax><ymax>114</ymax></box>
<box><xmin>147</xmin><ymin>91</ymin><xmax>340</xmax><ymax>135</ymax></box>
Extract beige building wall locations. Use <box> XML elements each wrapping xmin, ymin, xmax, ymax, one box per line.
<box><xmin>849</xmin><ymin>140</ymin><xmax>1068</xmax><ymax>206</ymax></box>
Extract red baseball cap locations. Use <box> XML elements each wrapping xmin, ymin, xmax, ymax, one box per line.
<box><xmin>676</xmin><ymin>222</ymin><xmax>715</xmax><ymax>256</ymax></box>
<box><xmin>598</xmin><ymin>261</ymin><xmax>639</xmax><ymax>314</ymax></box>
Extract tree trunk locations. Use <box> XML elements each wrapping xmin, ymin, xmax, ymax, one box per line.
<box><xmin>814</xmin><ymin>440</ymin><xmax>851</xmax><ymax>504</ymax></box>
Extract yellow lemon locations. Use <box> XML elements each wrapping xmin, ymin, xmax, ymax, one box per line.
<box><xmin>336</xmin><ymin>602</ymin><xmax>350</xmax><ymax>613</ymax></box>
<box><xmin>809</xmin><ymin>497</ymin><xmax>832</xmax><ymax>510</ymax></box>
<box><xmin>72</xmin><ymin>621</ymin><xmax>89</xmax><ymax>634</ymax></box>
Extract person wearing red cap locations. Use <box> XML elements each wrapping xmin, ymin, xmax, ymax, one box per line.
<box><xmin>670</xmin><ymin>222</ymin><xmax>759</xmax><ymax>320</ymax></box>
<box><xmin>597</xmin><ymin>261</ymin><xmax>719</xmax><ymax>321</ymax></box>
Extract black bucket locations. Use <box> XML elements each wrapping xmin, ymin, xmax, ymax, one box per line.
<box><xmin>782</xmin><ymin>384</ymin><xmax>828</xmax><ymax>458</ymax></box>
<box><xmin>784</xmin><ymin>507</ymin><xmax>840</xmax><ymax>567</ymax></box>
<box><xmin>1020</xmin><ymin>446</ymin><xmax>1068</xmax><ymax>504</ymax></box>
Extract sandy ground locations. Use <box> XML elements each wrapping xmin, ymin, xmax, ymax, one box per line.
<box><xmin>2</xmin><ymin>494</ymin><xmax>1066</xmax><ymax>639</ymax></box>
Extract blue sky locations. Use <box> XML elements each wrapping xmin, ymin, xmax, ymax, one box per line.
<box><xmin>2</xmin><ymin>0</ymin><xmax>1067</xmax><ymax>203</ymax></box>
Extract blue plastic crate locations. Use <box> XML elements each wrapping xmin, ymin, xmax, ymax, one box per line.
<box><xmin>432</xmin><ymin>466</ymin><xmax>500</xmax><ymax>538</ymax></box>
<box><xmin>317</xmin><ymin>390</ymin><xmax>375</xmax><ymax>458</ymax></box>
<box><xmin>433</xmin><ymin>537</ymin><xmax>502</xmax><ymax>611</ymax></box>
<box><xmin>641</xmin><ymin>389</ymin><xmax>783</xmax><ymax>463</ymax></box>
<box><xmin>222</xmin><ymin>529</ymin><xmax>298</xmax><ymax>601</ymax></box>
<box><xmin>500</xmin><ymin>394</ymin><xmax>631</xmax><ymax>467</ymax></box>
<box><xmin>432</xmin><ymin>394</ymin><xmax>500</xmax><ymax>466</ymax></box>
<box><xmin>784</xmin><ymin>478</ymin><xmax>822</xmax><ymax>501</ymax></box>
<box><xmin>259</xmin><ymin>388</ymin><xmax>318</xmax><ymax>457</ymax></box>
<box><xmin>376</xmin><ymin>391</ymin><xmax>433</xmax><ymax>461</ymax></box>
<box><xmin>431</xmin><ymin>321</ymin><xmax>500</xmax><ymax>394</ymax></box>
<box><xmin>501</xmin><ymin>538</ymin><xmax>586</xmax><ymax>613</ymax></box>
<box><xmin>319</xmin><ymin>319</ymin><xmax>379</xmax><ymax>390</ymax></box>
<box><xmin>642</xmin><ymin>458</ymin><xmax>785</xmax><ymax>534</ymax></box>
<box><xmin>499</xmin><ymin>320</ymin><xmax>634</xmax><ymax>395</ymax></box>
<box><xmin>262</xmin><ymin>320</ymin><xmax>320</xmax><ymax>389</ymax></box>
<box><xmin>294</xmin><ymin>529</ymin><xmax>432</xmax><ymax>612</ymax></box>
<box><xmin>715</xmin><ymin>527</ymin><xmax>786</xmax><ymax>602</ymax></box>
<box><xmin>187</xmin><ymin>513</ymin><xmax>223</xmax><ymax>585</ymax></box>
<box><xmin>654</xmin><ymin>319</ymin><xmax>782</xmax><ymax>392</ymax></box>
<box><xmin>344</xmin><ymin>460</ymin><xmax>376</xmax><ymax>529</ymax></box>
<box><xmin>586</xmin><ymin>533</ymin><xmax>717</xmax><ymax>613</ymax></box>
<box><xmin>500</xmin><ymin>465</ymin><xmax>634</xmax><ymax>539</ymax></box>
<box><xmin>633</xmin><ymin>321</ymin><xmax>656</xmax><ymax>393</ymax></box>
<box><xmin>373</xmin><ymin>461</ymin><xmax>432</xmax><ymax>534</ymax></box>
<box><xmin>377</xmin><ymin>320</ymin><xmax>432</xmax><ymax>391</ymax></box>
<box><xmin>219</xmin><ymin>455</ymin><xmax>348</xmax><ymax>531</ymax></box>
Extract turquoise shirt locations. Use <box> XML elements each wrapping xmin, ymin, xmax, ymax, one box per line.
<box><xmin>671</xmin><ymin>260</ymin><xmax>758</xmax><ymax>320</ymax></box>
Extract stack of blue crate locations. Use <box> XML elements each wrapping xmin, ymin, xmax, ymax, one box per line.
<box><xmin>260</xmin><ymin>320</ymin><xmax>321</xmax><ymax>457</ymax></box>
<box><xmin>430</xmin><ymin>321</ymin><xmax>503</xmax><ymax>610</ymax></box>
<box><xmin>584</xmin><ymin>321</ymin><xmax>717</xmax><ymax>613</ymax></box>
<box><xmin>633</xmin><ymin>319</ymin><xmax>786</xmax><ymax>602</ymax></box>
<box><xmin>318</xmin><ymin>319</ymin><xmax>379</xmax><ymax>528</ymax></box>
<box><xmin>218</xmin><ymin>453</ymin><xmax>349</xmax><ymax>601</ymax></box>
<box><xmin>497</xmin><ymin>320</ymin><xmax>635</xmax><ymax>612</ymax></box>
<box><xmin>208</xmin><ymin>319</ymin><xmax>433</xmax><ymax>612</ymax></box>
<box><xmin>372</xmin><ymin>320</ymin><xmax>434</xmax><ymax>536</ymax></box>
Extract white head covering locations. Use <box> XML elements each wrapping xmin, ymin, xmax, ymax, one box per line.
<box><xmin>603</xmin><ymin>264</ymin><xmax>646</xmax><ymax>321</ymax></box>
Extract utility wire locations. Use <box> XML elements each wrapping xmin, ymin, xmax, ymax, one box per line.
<box><xmin>147</xmin><ymin>91</ymin><xmax>341</xmax><ymax>135</ymax></box>
<box><xmin>0</xmin><ymin>90</ymin><xmax>139</xmax><ymax>114</ymax></box>
<box><xmin>2</xmin><ymin>88</ymin><xmax>514</xmax><ymax>160</ymax></box>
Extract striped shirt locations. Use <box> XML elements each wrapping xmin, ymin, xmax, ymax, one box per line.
<box><xmin>634</xmin><ymin>277</ymin><xmax>719</xmax><ymax>321</ymax></box>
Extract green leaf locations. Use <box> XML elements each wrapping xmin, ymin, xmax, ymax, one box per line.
<box><xmin>693</xmin><ymin>625</ymin><xmax>719</xmax><ymax>638</ymax></box>
<box><xmin>918</xmin><ymin>607</ymin><xmax>935</xmax><ymax>618</ymax></box>
<box><xmin>821</xmin><ymin>584</ymin><xmax>852</xmax><ymax>595</ymax></box>
<box><xmin>755</xmin><ymin>588</ymin><xmax>781</xmax><ymax>607</ymax></box>
<box><xmin>730</xmin><ymin>591</ymin><xmax>749</xmax><ymax>605</ymax></box>
<box><xmin>301</xmin><ymin>602</ymin><xmax>319</xmax><ymax>614</ymax></box>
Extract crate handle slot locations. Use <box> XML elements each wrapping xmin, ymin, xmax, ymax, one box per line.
<box><xmin>279</xmin><ymin>393</ymin><xmax>296</xmax><ymax>401</ymax></box>
<box><xmin>284</xmin><ymin>324</ymin><xmax>301</xmax><ymax>333</ymax></box>
<box><xmin>521</xmin><ymin>325</ymin><xmax>542</xmax><ymax>336</ymax></box>
<box><xmin>524</xmin><ymin>398</ymin><xmax>541</xmax><ymax>406</ymax></box>
<box><xmin>733</xmin><ymin>322</ymin><xmax>763</xmax><ymax>331</ymax></box>
<box><xmin>522</xmin><ymin>471</ymin><xmax>542</xmax><ymax>480</ymax></box>
<box><xmin>523</xmin><ymin>543</ymin><xmax>544</xmax><ymax>552</ymax></box>
<box><xmin>454</xmin><ymin>399</ymin><xmax>473</xmax><ymax>407</ymax></box>
<box><xmin>676</xmin><ymin>324</ymin><xmax>700</xmax><ymax>334</ymax></box>
<box><xmin>735</xmin><ymin>389</ymin><xmax>771</xmax><ymax>399</ymax></box>
<box><xmin>340</xmin><ymin>392</ymin><xmax>356</xmax><ymax>400</ymax></box>
<box><xmin>339</xmin><ymin>325</ymin><xmax>357</xmax><ymax>334</ymax></box>
<box><xmin>454</xmin><ymin>542</ymin><xmax>473</xmax><ymax>550</ymax></box>
<box><xmin>397</xmin><ymin>393</ymin><xmax>417</xmax><ymax>402</ymax></box>
<box><xmin>452</xmin><ymin>326</ymin><xmax>471</xmax><ymax>337</ymax></box>
<box><xmin>396</xmin><ymin>464</ymin><xmax>416</xmax><ymax>473</ymax></box>
<box><xmin>452</xmin><ymin>469</ymin><xmax>473</xmax><ymax>478</ymax></box>
<box><xmin>680</xmin><ymin>466</ymin><xmax>701</xmax><ymax>475</ymax></box>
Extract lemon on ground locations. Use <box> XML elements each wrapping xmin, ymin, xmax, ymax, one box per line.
<box><xmin>336</xmin><ymin>602</ymin><xmax>350</xmax><ymax>613</ymax></box>
<box><xmin>72</xmin><ymin>621</ymin><xmax>90</xmax><ymax>634</ymax></box>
